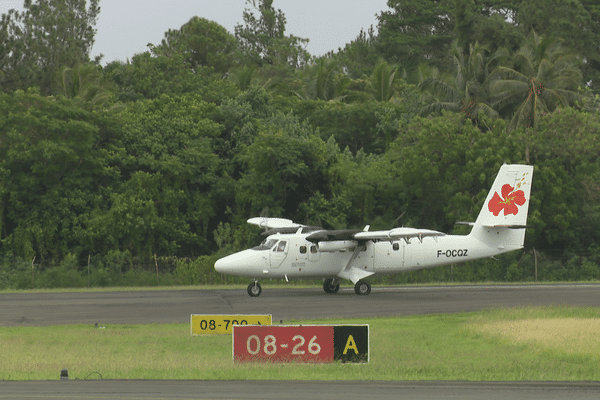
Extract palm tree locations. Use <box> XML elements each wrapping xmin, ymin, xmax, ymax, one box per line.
<box><xmin>491</xmin><ymin>31</ymin><xmax>582</xmax><ymax>132</ymax></box>
<box><xmin>370</xmin><ymin>60</ymin><xmax>398</xmax><ymax>102</ymax></box>
<box><xmin>418</xmin><ymin>41</ymin><xmax>505</xmax><ymax>124</ymax></box>
<box><xmin>61</xmin><ymin>64</ymin><xmax>116</xmax><ymax>111</ymax></box>
<box><xmin>302</xmin><ymin>57</ymin><xmax>340</xmax><ymax>101</ymax></box>
<box><xmin>230</xmin><ymin>65</ymin><xmax>256</xmax><ymax>91</ymax></box>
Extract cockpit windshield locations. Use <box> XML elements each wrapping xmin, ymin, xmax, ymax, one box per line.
<box><xmin>252</xmin><ymin>238</ymin><xmax>278</xmax><ymax>251</ymax></box>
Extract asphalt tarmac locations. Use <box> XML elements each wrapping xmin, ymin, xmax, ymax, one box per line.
<box><xmin>3</xmin><ymin>283</ymin><xmax>600</xmax><ymax>326</ymax></box>
<box><xmin>2</xmin><ymin>283</ymin><xmax>600</xmax><ymax>399</ymax></box>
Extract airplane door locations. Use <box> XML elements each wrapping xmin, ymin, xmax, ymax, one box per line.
<box><xmin>374</xmin><ymin>241</ymin><xmax>403</xmax><ymax>270</ymax></box>
<box><xmin>270</xmin><ymin>240</ymin><xmax>288</xmax><ymax>268</ymax></box>
<box><xmin>356</xmin><ymin>242</ymin><xmax>375</xmax><ymax>269</ymax></box>
<box><xmin>307</xmin><ymin>244</ymin><xmax>320</xmax><ymax>262</ymax></box>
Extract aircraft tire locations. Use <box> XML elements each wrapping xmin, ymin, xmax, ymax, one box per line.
<box><xmin>354</xmin><ymin>280</ymin><xmax>371</xmax><ymax>295</ymax></box>
<box><xmin>323</xmin><ymin>279</ymin><xmax>340</xmax><ymax>294</ymax></box>
<box><xmin>247</xmin><ymin>282</ymin><xmax>262</xmax><ymax>297</ymax></box>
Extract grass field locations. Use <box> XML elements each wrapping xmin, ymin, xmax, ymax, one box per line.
<box><xmin>1</xmin><ymin>305</ymin><xmax>599</xmax><ymax>381</ymax></box>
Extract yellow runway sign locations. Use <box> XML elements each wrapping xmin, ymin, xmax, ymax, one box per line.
<box><xmin>191</xmin><ymin>314</ymin><xmax>272</xmax><ymax>335</ymax></box>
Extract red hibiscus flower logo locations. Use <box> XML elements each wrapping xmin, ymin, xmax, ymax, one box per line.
<box><xmin>488</xmin><ymin>184</ymin><xmax>526</xmax><ymax>216</ymax></box>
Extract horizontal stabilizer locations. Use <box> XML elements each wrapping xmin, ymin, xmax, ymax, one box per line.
<box><xmin>483</xmin><ymin>224</ymin><xmax>529</xmax><ymax>229</ymax></box>
<box><xmin>455</xmin><ymin>221</ymin><xmax>475</xmax><ymax>226</ymax></box>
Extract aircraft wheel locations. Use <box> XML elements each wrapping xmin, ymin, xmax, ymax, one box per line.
<box><xmin>354</xmin><ymin>280</ymin><xmax>371</xmax><ymax>295</ymax></box>
<box><xmin>323</xmin><ymin>279</ymin><xmax>340</xmax><ymax>294</ymax></box>
<box><xmin>247</xmin><ymin>282</ymin><xmax>262</xmax><ymax>297</ymax></box>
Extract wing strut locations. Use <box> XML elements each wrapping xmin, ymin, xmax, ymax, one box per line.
<box><xmin>337</xmin><ymin>245</ymin><xmax>374</xmax><ymax>284</ymax></box>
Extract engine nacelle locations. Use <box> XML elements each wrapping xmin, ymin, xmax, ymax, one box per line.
<box><xmin>317</xmin><ymin>240</ymin><xmax>357</xmax><ymax>252</ymax></box>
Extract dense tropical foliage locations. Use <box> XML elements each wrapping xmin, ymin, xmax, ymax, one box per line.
<box><xmin>1</xmin><ymin>0</ymin><xmax>600</xmax><ymax>288</ymax></box>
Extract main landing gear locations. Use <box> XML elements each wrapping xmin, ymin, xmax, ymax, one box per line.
<box><xmin>354</xmin><ymin>280</ymin><xmax>371</xmax><ymax>295</ymax></box>
<box><xmin>323</xmin><ymin>278</ymin><xmax>371</xmax><ymax>295</ymax></box>
<box><xmin>247</xmin><ymin>282</ymin><xmax>262</xmax><ymax>297</ymax></box>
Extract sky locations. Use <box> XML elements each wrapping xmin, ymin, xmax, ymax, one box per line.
<box><xmin>0</xmin><ymin>0</ymin><xmax>391</xmax><ymax>65</ymax></box>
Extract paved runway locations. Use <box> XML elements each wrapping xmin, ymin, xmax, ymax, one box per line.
<box><xmin>2</xmin><ymin>284</ymin><xmax>600</xmax><ymax>399</ymax></box>
<box><xmin>3</xmin><ymin>284</ymin><xmax>600</xmax><ymax>326</ymax></box>
<box><xmin>1</xmin><ymin>380</ymin><xmax>600</xmax><ymax>400</ymax></box>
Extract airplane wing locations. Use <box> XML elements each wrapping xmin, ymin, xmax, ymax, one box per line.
<box><xmin>306</xmin><ymin>227</ymin><xmax>445</xmax><ymax>244</ymax></box>
<box><xmin>354</xmin><ymin>227</ymin><xmax>446</xmax><ymax>242</ymax></box>
<box><xmin>248</xmin><ymin>217</ymin><xmax>445</xmax><ymax>244</ymax></box>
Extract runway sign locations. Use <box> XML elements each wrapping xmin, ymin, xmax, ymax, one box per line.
<box><xmin>233</xmin><ymin>325</ymin><xmax>369</xmax><ymax>363</ymax></box>
<box><xmin>191</xmin><ymin>314</ymin><xmax>272</xmax><ymax>335</ymax></box>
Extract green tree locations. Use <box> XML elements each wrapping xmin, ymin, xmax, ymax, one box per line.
<box><xmin>382</xmin><ymin>112</ymin><xmax>526</xmax><ymax>232</ymax></box>
<box><xmin>103</xmin><ymin>51</ymin><xmax>238</xmax><ymax>103</ymax></box>
<box><xmin>331</xmin><ymin>26</ymin><xmax>379</xmax><ymax>79</ymax></box>
<box><xmin>216</xmin><ymin>85</ymin><xmax>274</xmax><ymax>161</ymax></box>
<box><xmin>87</xmin><ymin>94</ymin><xmax>224</xmax><ymax>257</ymax></box>
<box><xmin>580</xmin><ymin>0</ymin><xmax>600</xmax><ymax>90</ymax></box>
<box><xmin>376</xmin><ymin>0</ymin><xmax>454</xmax><ymax>74</ymax></box>
<box><xmin>0</xmin><ymin>89</ymin><xmax>121</xmax><ymax>263</ymax></box>
<box><xmin>454</xmin><ymin>0</ymin><xmax>523</xmax><ymax>54</ymax></box>
<box><xmin>156</xmin><ymin>16</ymin><xmax>237</xmax><ymax>75</ymax></box>
<box><xmin>0</xmin><ymin>0</ymin><xmax>100</xmax><ymax>95</ymax></box>
<box><xmin>234</xmin><ymin>0</ymin><xmax>309</xmax><ymax>68</ymax></box>
<box><xmin>516</xmin><ymin>0</ymin><xmax>592</xmax><ymax>54</ymax></box>
<box><xmin>525</xmin><ymin>107</ymin><xmax>600</xmax><ymax>251</ymax></box>
<box><xmin>235</xmin><ymin>113</ymin><xmax>334</xmax><ymax>218</ymax></box>
<box><xmin>327</xmin><ymin>148</ymin><xmax>388</xmax><ymax>225</ymax></box>
<box><xmin>295</xmin><ymin>100</ymin><xmax>407</xmax><ymax>154</ymax></box>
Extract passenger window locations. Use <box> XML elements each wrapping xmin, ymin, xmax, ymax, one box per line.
<box><xmin>300</xmin><ymin>246</ymin><xmax>307</xmax><ymax>254</ymax></box>
<box><xmin>392</xmin><ymin>243</ymin><xmax>400</xmax><ymax>251</ymax></box>
<box><xmin>310</xmin><ymin>245</ymin><xmax>318</xmax><ymax>254</ymax></box>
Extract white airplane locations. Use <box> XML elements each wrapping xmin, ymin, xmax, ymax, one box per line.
<box><xmin>215</xmin><ymin>164</ymin><xmax>533</xmax><ymax>296</ymax></box>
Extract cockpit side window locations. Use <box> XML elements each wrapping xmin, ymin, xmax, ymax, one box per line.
<box><xmin>274</xmin><ymin>241</ymin><xmax>287</xmax><ymax>252</ymax></box>
<box><xmin>252</xmin><ymin>239</ymin><xmax>278</xmax><ymax>251</ymax></box>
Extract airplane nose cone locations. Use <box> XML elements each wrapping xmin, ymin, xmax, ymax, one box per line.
<box><xmin>214</xmin><ymin>250</ymin><xmax>266</xmax><ymax>277</ymax></box>
<box><xmin>214</xmin><ymin>257</ymin><xmax>230</xmax><ymax>274</ymax></box>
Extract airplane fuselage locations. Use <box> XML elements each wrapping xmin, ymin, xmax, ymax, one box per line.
<box><xmin>215</xmin><ymin>227</ymin><xmax>523</xmax><ymax>281</ymax></box>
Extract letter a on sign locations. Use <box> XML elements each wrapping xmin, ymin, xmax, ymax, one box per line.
<box><xmin>333</xmin><ymin>325</ymin><xmax>369</xmax><ymax>363</ymax></box>
<box><xmin>343</xmin><ymin>335</ymin><xmax>358</xmax><ymax>355</ymax></box>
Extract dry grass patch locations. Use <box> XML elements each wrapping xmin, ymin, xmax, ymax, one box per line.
<box><xmin>471</xmin><ymin>318</ymin><xmax>600</xmax><ymax>355</ymax></box>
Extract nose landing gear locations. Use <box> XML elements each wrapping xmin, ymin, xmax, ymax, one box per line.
<box><xmin>323</xmin><ymin>278</ymin><xmax>340</xmax><ymax>294</ymax></box>
<box><xmin>247</xmin><ymin>281</ymin><xmax>262</xmax><ymax>297</ymax></box>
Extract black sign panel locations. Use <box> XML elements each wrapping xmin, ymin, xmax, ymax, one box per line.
<box><xmin>333</xmin><ymin>325</ymin><xmax>369</xmax><ymax>363</ymax></box>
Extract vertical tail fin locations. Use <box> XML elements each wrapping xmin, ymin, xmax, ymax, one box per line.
<box><xmin>470</xmin><ymin>164</ymin><xmax>534</xmax><ymax>248</ymax></box>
